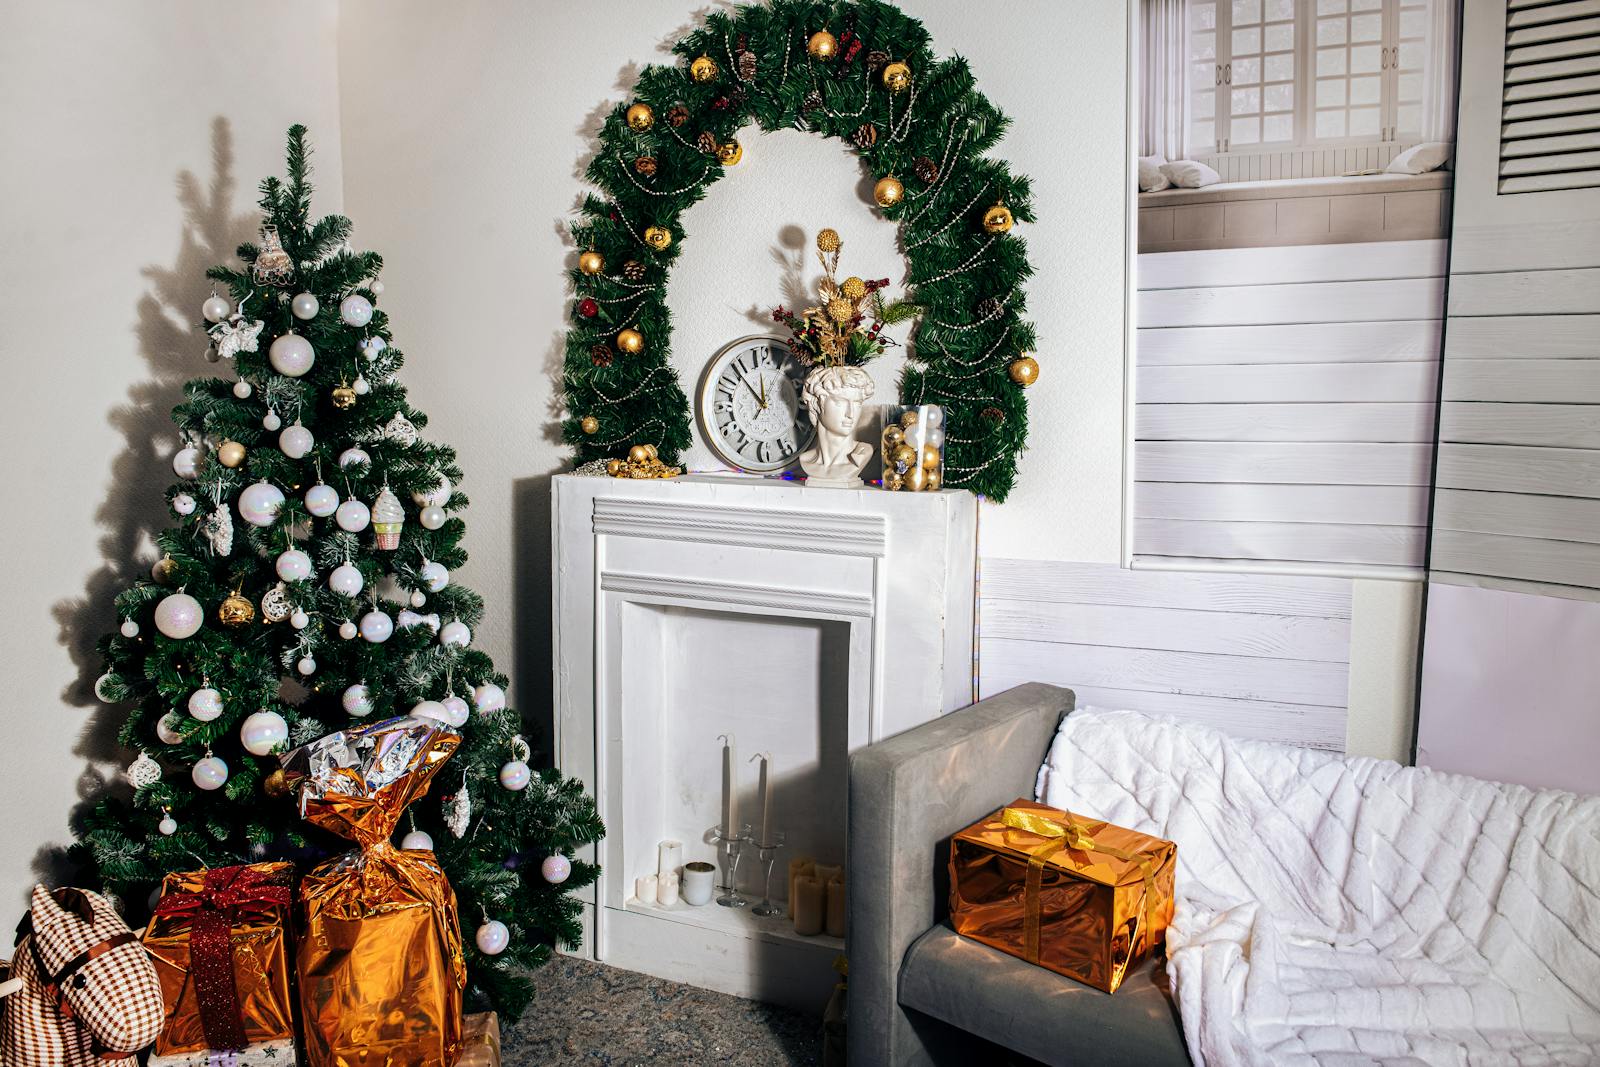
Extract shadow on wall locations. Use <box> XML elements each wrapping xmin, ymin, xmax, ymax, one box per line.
<box><xmin>41</xmin><ymin>117</ymin><xmax>262</xmax><ymax>897</ymax></box>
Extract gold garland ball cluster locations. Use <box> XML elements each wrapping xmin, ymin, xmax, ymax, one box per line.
<box><xmin>561</xmin><ymin>0</ymin><xmax>1039</xmax><ymax>501</ymax></box>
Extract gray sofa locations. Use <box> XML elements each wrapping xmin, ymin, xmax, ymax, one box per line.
<box><xmin>847</xmin><ymin>682</ymin><xmax>1191</xmax><ymax>1066</ymax></box>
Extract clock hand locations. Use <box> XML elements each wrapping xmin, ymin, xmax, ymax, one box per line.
<box><xmin>758</xmin><ymin>376</ymin><xmax>767</xmax><ymax>409</ymax></box>
<box><xmin>742</xmin><ymin>378</ymin><xmax>763</xmax><ymax>407</ymax></box>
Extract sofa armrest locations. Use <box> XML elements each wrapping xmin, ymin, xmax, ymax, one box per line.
<box><xmin>847</xmin><ymin>682</ymin><xmax>1075</xmax><ymax>1066</ymax></box>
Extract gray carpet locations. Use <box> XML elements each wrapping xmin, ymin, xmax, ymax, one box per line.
<box><xmin>503</xmin><ymin>955</ymin><xmax>825</xmax><ymax>1065</ymax></box>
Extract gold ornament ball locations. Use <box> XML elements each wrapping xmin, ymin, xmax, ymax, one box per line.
<box><xmin>882</xmin><ymin>424</ymin><xmax>904</xmax><ymax>449</ymax></box>
<box><xmin>643</xmin><ymin>226</ymin><xmax>672</xmax><ymax>251</ymax></box>
<box><xmin>1009</xmin><ymin>354</ymin><xmax>1040</xmax><ymax>387</ymax></box>
<box><xmin>815</xmin><ymin>227</ymin><xmax>841</xmax><ymax>253</ymax></box>
<box><xmin>983</xmin><ymin>202</ymin><xmax>1015</xmax><ymax>234</ymax></box>
<box><xmin>579</xmin><ymin>250</ymin><xmax>605</xmax><ymax>275</ymax></box>
<box><xmin>900</xmin><ymin>409</ymin><xmax>920</xmax><ymax>429</ymax></box>
<box><xmin>331</xmin><ymin>385</ymin><xmax>357</xmax><ymax>410</ymax></box>
<box><xmin>882</xmin><ymin>61</ymin><xmax>912</xmax><ymax>92</ymax></box>
<box><xmin>690</xmin><ymin>55</ymin><xmax>719</xmax><ymax>82</ymax></box>
<box><xmin>580</xmin><ymin>416</ymin><xmax>599</xmax><ymax>435</ymax></box>
<box><xmin>152</xmin><ymin>556</ymin><xmax>179</xmax><ymax>585</ymax></box>
<box><xmin>217</xmin><ymin>440</ymin><xmax>246</xmax><ymax>468</ymax></box>
<box><xmin>628</xmin><ymin>444</ymin><xmax>652</xmax><ymax>464</ymax></box>
<box><xmin>808</xmin><ymin>30</ymin><xmax>838</xmax><ymax>60</ymax></box>
<box><xmin>903</xmin><ymin>464</ymin><xmax>930</xmax><ymax>492</ymax></box>
<box><xmin>617</xmin><ymin>328</ymin><xmax>645</xmax><ymax>354</ymax></box>
<box><xmin>219</xmin><ymin>592</ymin><xmax>256</xmax><ymax>628</ymax></box>
<box><xmin>892</xmin><ymin>443</ymin><xmax>917</xmax><ymax>468</ymax></box>
<box><xmin>716</xmin><ymin>140</ymin><xmax>744</xmax><ymax>166</ymax></box>
<box><xmin>827</xmin><ymin>296</ymin><xmax>855</xmax><ymax>323</ymax></box>
<box><xmin>626</xmin><ymin>102</ymin><xmax>655</xmax><ymax>131</ymax></box>
<box><xmin>883</xmin><ymin>473</ymin><xmax>905</xmax><ymax>491</ymax></box>
<box><xmin>921</xmin><ymin>445</ymin><xmax>942</xmax><ymax>470</ymax></box>
<box><xmin>263</xmin><ymin>768</ymin><xmax>292</xmax><ymax>799</ymax></box>
<box><xmin>606</xmin><ymin>458</ymin><xmax>625</xmax><ymax>476</ymax></box>
<box><xmin>643</xmin><ymin>443</ymin><xmax>659</xmax><ymax>460</ymax></box>
<box><xmin>873</xmin><ymin>176</ymin><xmax>905</xmax><ymax>208</ymax></box>
<box><xmin>926</xmin><ymin>469</ymin><xmax>943</xmax><ymax>491</ymax></box>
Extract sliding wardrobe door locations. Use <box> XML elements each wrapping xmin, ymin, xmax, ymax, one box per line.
<box><xmin>1415</xmin><ymin>0</ymin><xmax>1600</xmax><ymax>791</ymax></box>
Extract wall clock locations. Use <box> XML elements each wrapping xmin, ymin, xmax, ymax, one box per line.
<box><xmin>696</xmin><ymin>335</ymin><xmax>813</xmax><ymax>473</ymax></box>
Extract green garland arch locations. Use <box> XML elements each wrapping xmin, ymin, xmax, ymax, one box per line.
<box><xmin>561</xmin><ymin>0</ymin><xmax>1037</xmax><ymax>502</ymax></box>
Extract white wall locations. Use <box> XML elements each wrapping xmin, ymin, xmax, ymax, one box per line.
<box><xmin>0</xmin><ymin>1</ymin><xmax>344</xmax><ymax>911</ymax></box>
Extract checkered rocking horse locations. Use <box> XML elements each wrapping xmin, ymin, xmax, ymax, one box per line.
<box><xmin>0</xmin><ymin>885</ymin><xmax>164</xmax><ymax>1065</ymax></box>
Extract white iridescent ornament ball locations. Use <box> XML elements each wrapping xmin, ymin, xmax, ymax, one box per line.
<box><xmin>336</xmin><ymin>497</ymin><xmax>371</xmax><ymax>533</ymax></box>
<box><xmin>239</xmin><ymin>710</ymin><xmax>289</xmax><ymax>756</ymax></box>
<box><xmin>187</xmin><ymin>686</ymin><xmax>223</xmax><ymax>722</ymax></box>
<box><xmin>370</xmin><ymin>280</ymin><xmax>385</xmax><ymax>295</ymax></box>
<box><xmin>158</xmin><ymin>815</ymin><xmax>178</xmax><ymax>836</ymax></box>
<box><xmin>358</xmin><ymin>336</ymin><xmax>386</xmax><ymax>360</ymax></box>
<box><xmin>419</xmin><ymin>560</ymin><xmax>449</xmax><ymax>592</ymax></box>
<box><xmin>412</xmin><ymin>475</ymin><xmax>451</xmax><ymax>509</ymax></box>
<box><xmin>291</xmin><ymin>292</ymin><xmax>320</xmax><ymax>320</ymax></box>
<box><xmin>441</xmin><ymin>696</ymin><xmax>470</xmax><ymax>728</ymax></box>
<box><xmin>353</xmin><ymin>375</ymin><xmax>371</xmax><ymax>395</ymax></box>
<box><xmin>338</xmin><ymin>447</ymin><xmax>370</xmax><ymax>469</ymax></box>
<box><xmin>339</xmin><ymin>294</ymin><xmax>374</xmax><ymax>327</ymax></box>
<box><xmin>202</xmin><ymin>293</ymin><xmax>232</xmax><ymax>323</ymax></box>
<box><xmin>191</xmin><ymin>755</ymin><xmax>228</xmax><ymax>791</ymax></box>
<box><xmin>172</xmin><ymin>445</ymin><xmax>201</xmax><ymax>480</ymax></box>
<box><xmin>93</xmin><ymin>673</ymin><xmax>120</xmax><ymax>703</ymax></box>
<box><xmin>289</xmin><ymin>609</ymin><xmax>310</xmax><ymax>630</ymax></box>
<box><xmin>409</xmin><ymin>591</ymin><xmax>427</xmax><ymax>608</ymax></box>
<box><xmin>276</xmin><ymin>548</ymin><xmax>313</xmax><ymax>582</ymax></box>
<box><xmin>172</xmin><ymin>493</ymin><xmax>196</xmax><ymax>516</ymax></box>
<box><xmin>304</xmin><ymin>482</ymin><xmax>339</xmax><ymax>518</ymax></box>
<box><xmin>338</xmin><ymin>619</ymin><xmax>358</xmax><ymax>640</ymax></box>
<box><xmin>154</xmin><ymin>592</ymin><xmax>204</xmax><ymax>639</ymax></box>
<box><xmin>262</xmin><ymin>411</ymin><xmax>282</xmax><ymax>432</ymax></box>
<box><xmin>474</xmin><ymin>683</ymin><xmax>506</xmax><ymax>714</ymax></box>
<box><xmin>120</xmin><ymin>618</ymin><xmax>140</xmax><ymax>638</ymax></box>
<box><xmin>297</xmin><ymin>655</ymin><xmax>317</xmax><ymax>676</ymax></box>
<box><xmin>410</xmin><ymin>700</ymin><xmax>449</xmax><ymax>723</ymax></box>
<box><xmin>401</xmin><ymin>830</ymin><xmax>433</xmax><ymax>851</ymax></box>
<box><xmin>329</xmin><ymin>562</ymin><xmax>364</xmax><ymax>597</ymax></box>
<box><xmin>233</xmin><ymin>380</ymin><xmax>253</xmax><ymax>399</ymax></box>
<box><xmin>475</xmin><ymin>919</ymin><xmax>510</xmax><ymax>956</ymax></box>
<box><xmin>419</xmin><ymin>506</ymin><xmax>446</xmax><ymax>530</ymax></box>
<box><xmin>268</xmin><ymin>333</ymin><xmax>315</xmax><ymax>377</ymax></box>
<box><xmin>541</xmin><ymin>855</ymin><xmax>572</xmax><ymax>884</ymax></box>
<box><xmin>342</xmin><ymin>683</ymin><xmax>374</xmax><ymax>717</ymax></box>
<box><xmin>439</xmin><ymin>621</ymin><xmax>471</xmax><ymax>648</ymax></box>
<box><xmin>499</xmin><ymin>760</ymin><xmax>531</xmax><ymax>791</ymax></box>
<box><xmin>359</xmin><ymin>610</ymin><xmax>393</xmax><ymax>644</ymax></box>
<box><xmin>279</xmin><ymin>422</ymin><xmax>314</xmax><ymax>459</ymax></box>
<box><xmin>238</xmin><ymin>481</ymin><xmax>286</xmax><ymax>527</ymax></box>
<box><xmin>156</xmin><ymin>712</ymin><xmax>184</xmax><ymax>745</ymax></box>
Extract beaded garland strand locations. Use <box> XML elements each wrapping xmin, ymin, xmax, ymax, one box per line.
<box><xmin>562</xmin><ymin>0</ymin><xmax>1037</xmax><ymax>502</ymax></box>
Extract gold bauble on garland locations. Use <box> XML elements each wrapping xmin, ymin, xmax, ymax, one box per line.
<box><xmin>643</xmin><ymin>226</ymin><xmax>672</xmax><ymax>251</ymax></box>
<box><xmin>716</xmin><ymin>140</ymin><xmax>744</xmax><ymax>166</ymax></box>
<box><xmin>1008</xmin><ymin>354</ymin><xmax>1040</xmax><ymax>387</ymax></box>
<box><xmin>983</xmin><ymin>201</ymin><xmax>1015</xmax><ymax>234</ymax></box>
<box><xmin>882</xmin><ymin>61</ymin><xmax>912</xmax><ymax>92</ymax></box>
<box><xmin>628</xmin><ymin>444</ymin><xmax>652</xmax><ymax>464</ymax></box>
<box><xmin>580</xmin><ymin>416</ymin><xmax>599</xmax><ymax>435</ymax></box>
<box><xmin>606</xmin><ymin>458</ymin><xmax>625</xmax><ymax>476</ymax></box>
<box><xmin>331</xmin><ymin>383</ymin><xmax>357</xmax><ymax>410</ymax></box>
<box><xmin>617</xmin><ymin>328</ymin><xmax>645</xmax><ymax>354</ymax></box>
<box><xmin>625</xmin><ymin>102</ymin><xmax>655</xmax><ymax>131</ymax></box>
<box><xmin>219</xmin><ymin>591</ymin><xmax>256</xmax><ymax>627</ymax></box>
<box><xmin>873</xmin><ymin>175</ymin><xmax>905</xmax><ymax>208</ymax></box>
<box><xmin>217</xmin><ymin>440</ymin><xmax>246</xmax><ymax>468</ymax></box>
<box><xmin>690</xmin><ymin>55</ymin><xmax>719</xmax><ymax>82</ymax></box>
<box><xmin>579</xmin><ymin>250</ymin><xmax>605</xmax><ymax>275</ymax></box>
<box><xmin>808</xmin><ymin>30</ymin><xmax>838</xmax><ymax>60</ymax></box>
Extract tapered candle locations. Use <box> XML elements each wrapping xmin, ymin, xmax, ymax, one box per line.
<box><xmin>719</xmin><ymin>733</ymin><xmax>738</xmax><ymax>839</ymax></box>
<box><xmin>750</xmin><ymin>752</ymin><xmax>773</xmax><ymax>845</ymax></box>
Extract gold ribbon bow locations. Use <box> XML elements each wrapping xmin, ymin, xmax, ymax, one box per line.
<box><xmin>999</xmin><ymin>806</ymin><xmax>1160</xmax><ymax>987</ymax></box>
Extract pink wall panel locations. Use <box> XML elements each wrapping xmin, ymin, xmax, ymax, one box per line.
<box><xmin>1417</xmin><ymin>582</ymin><xmax>1600</xmax><ymax>795</ymax></box>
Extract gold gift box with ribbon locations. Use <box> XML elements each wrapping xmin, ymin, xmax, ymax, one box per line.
<box><xmin>948</xmin><ymin>799</ymin><xmax>1176</xmax><ymax>993</ymax></box>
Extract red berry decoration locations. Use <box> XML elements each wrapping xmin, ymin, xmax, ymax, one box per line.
<box><xmin>577</xmin><ymin>298</ymin><xmax>599</xmax><ymax>319</ymax></box>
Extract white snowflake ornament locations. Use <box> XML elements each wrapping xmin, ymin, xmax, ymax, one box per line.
<box><xmin>211</xmin><ymin>315</ymin><xmax>265</xmax><ymax>360</ymax></box>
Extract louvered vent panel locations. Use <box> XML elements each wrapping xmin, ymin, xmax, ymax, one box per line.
<box><xmin>1500</xmin><ymin>0</ymin><xmax>1600</xmax><ymax>192</ymax></box>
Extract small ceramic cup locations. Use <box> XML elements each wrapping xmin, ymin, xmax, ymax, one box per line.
<box><xmin>681</xmin><ymin>861</ymin><xmax>716</xmax><ymax>906</ymax></box>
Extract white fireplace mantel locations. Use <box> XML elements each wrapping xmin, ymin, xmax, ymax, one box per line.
<box><xmin>552</xmin><ymin>473</ymin><xmax>977</xmax><ymax>1009</ymax></box>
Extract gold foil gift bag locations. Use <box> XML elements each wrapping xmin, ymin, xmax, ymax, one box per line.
<box><xmin>949</xmin><ymin>798</ymin><xmax>1176</xmax><ymax>993</ymax></box>
<box><xmin>281</xmin><ymin>715</ymin><xmax>466</xmax><ymax>1067</ymax></box>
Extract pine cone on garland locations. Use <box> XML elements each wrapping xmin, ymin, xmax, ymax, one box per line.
<box><xmin>634</xmin><ymin>156</ymin><xmax>658</xmax><ymax>177</ymax></box>
<box><xmin>977</xmin><ymin>296</ymin><xmax>1001</xmax><ymax>319</ymax></box>
<box><xmin>695</xmin><ymin>131</ymin><xmax>719</xmax><ymax>154</ymax></box>
<box><xmin>803</xmin><ymin>89</ymin><xmax>824</xmax><ymax>113</ymax></box>
<box><xmin>914</xmin><ymin>156</ymin><xmax>939</xmax><ymax>183</ymax></box>
<box><xmin>866</xmin><ymin>50</ymin><xmax>890</xmax><ymax>74</ymax></box>
<box><xmin>665</xmin><ymin>104</ymin><xmax>690</xmax><ymax>128</ymax></box>
<box><xmin>981</xmin><ymin>406</ymin><xmax>1005</xmax><ymax>425</ymax></box>
<box><xmin>852</xmin><ymin>123</ymin><xmax>878</xmax><ymax>149</ymax></box>
<box><xmin>590</xmin><ymin>345</ymin><xmax>614</xmax><ymax>368</ymax></box>
<box><xmin>622</xmin><ymin>260</ymin><xmax>647</xmax><ymax>282</ymax></box>
<box><xmin>738</xmin><ymin>50</ymin><xmax>758</xmax><ymax>81</ymax></box>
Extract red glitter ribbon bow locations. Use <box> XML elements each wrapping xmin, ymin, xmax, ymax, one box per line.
<box><xmin>153</xmin><ymin>865</ymin><xmax>292</xmax><ymax>1052</ymax></box>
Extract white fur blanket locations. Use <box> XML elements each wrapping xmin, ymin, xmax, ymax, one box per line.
<box><xmin>1036</xmin><ymin>708</ymin><xmax>1600</xmax><ymax>1067</ymax></box>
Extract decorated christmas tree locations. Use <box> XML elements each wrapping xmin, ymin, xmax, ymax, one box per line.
<box><xmin>80</xmin><ymin>125</ymin><xmax>602</xmax><ymax>1016</ymax></box>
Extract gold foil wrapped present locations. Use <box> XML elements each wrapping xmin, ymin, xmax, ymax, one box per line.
<box><xmin>460</xmin><ymin>1011</ymin><xmax>502</xmax><ymax>1067</ymax></box>
<box><xmin>949</xmin><ymin>798</ymin><xmax>1176</xmax><ymax>993</ymax></box>
<box><xmin>142</xmin><ymin>862</ymin><xmax>296</xmax><ymax>1057</ymax></box>
<box><xmin>281</xmin><ymin>715</ymin><xmax>466</xmax><ymax>1067</ymax></box>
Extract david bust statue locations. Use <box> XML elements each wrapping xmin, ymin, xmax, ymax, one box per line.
<box><xmin>799</xmin><ymin>365</ymin><xmax>876</xmax><ymax>488</ymax></box>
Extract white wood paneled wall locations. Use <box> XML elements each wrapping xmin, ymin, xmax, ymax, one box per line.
<box><xmin>979</xmin><ymin>560</ymin><xmax>1352</xmax><ymax>750</ymax></box>
<box><xmin>1134</xmin><ymin>239</ymin><xmax>1448</xmax><ymax>575</ymax></box>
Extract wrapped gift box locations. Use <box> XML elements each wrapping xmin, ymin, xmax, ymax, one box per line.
<box><xmin>948</xmin><ymin>798</ymin><xmax>1176</xmax><ymax>993</ymax></box>
<box><xmin>460</xmin><ymin>1012</ymin><xmax>501</xmax><ymax>1067</ymax></box>
<box><xmin>142</xmin><ymin>863</ymin><xmax>296</xmax><ymax>1056</ymax></box>
<box><xmin>145</xmin><ymin>1036</ymin><xmax>297</xmax><ymax>1066</ymax></box>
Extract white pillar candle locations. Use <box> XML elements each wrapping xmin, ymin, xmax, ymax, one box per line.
<box><xmin>720</xmin><ymin>733</ymin><xmax>738</xmax><ymax>838</ymax></box>
<box><xmin>635</xmin><ymin>874</ymin><xmax>658</xmax><ymax>906</ymax></box>
<box><xmin>657</xmin><ymin>871</ymin><xmax>680</xmax><ymax>907</ymax></box>
<box><xmin>751</xmin><ymin>752</ymin><xmax>773</xmax><ymax>845</ymax></box>
<box><xmin>658</xmin><ymin>839</ymin><xmax>683</xmax><ymax>880</ymax></box>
